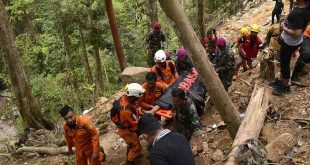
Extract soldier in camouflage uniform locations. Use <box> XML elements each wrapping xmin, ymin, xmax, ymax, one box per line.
<box><xmin>214</xmin><ymin>37</ymin><xmax>235</xmax><ymax>91</ymax></box>
<box><xmin>146</xmin><ymin>22</ymin><xmax>166</xmax><ymax>67</ymax></box>
<box><xmin>171</xmin><ymin>88</ymin><xmax>204</xmax><ymax>154</ymax></box>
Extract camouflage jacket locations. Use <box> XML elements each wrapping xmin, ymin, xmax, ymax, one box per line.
<box><xmin>214</xmin><ymin>46</ymin><xmax>235</xmax><ymax>90</ymax></box>
<box><xmin>173</xmin><ymin>98</ymin><xmax>204</xmax><ymax>140</ymax></box>
<box><xmin>146</xmin><ymin>30</ymin><xmax>166</xmax><ymax>49</ymax></box>
<box><xmin>214</xmin><ymin>45</ymin><xmax>235</xmax><ymax>74</ymax></box>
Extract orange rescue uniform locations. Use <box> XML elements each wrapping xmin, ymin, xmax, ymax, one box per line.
<box><xmin>64</xmin><ymin>116</ymin><xmax>104</xmax><ymax>165</ymax></box>
<box><xmin>304</xmin><ymin>24</ymin><xmax>310</xmax><ymax>38</ymax></box>
<box><xmin>151</xmin><ymin>61</ymin><xmax>178</xmax><ymax>86</ymax></box>
<box><xmin>138</xmin><ymin>82</ymin><xmax>166</xmax><ymax>110</ymax></box>
<box><xmin>117</xmin><ymin>96</ymin><xmax>141</xmax><ymax>162</ymax></box>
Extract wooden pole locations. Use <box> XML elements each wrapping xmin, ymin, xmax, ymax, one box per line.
<box><xmin>157</xmin><ymin>0</ymin><xmax>241</xmax><ymax>138</ymax></box>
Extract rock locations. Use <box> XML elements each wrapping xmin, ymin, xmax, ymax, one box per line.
<box><xmin>121</xmin><ymin>67</ymin><xmax>151</xmax><ymax>84</ymax></box>
<box><xmin>208</xmin><ymin>137</ymin><xmax>214</xmax><ymax>143</ymax></box>
<box><xmin>217</xmin><ymin>121</ymin><xmax>226</xmax><ymax>129</ymax></box>
<box><xmin>96</xmin><ymin>115</ymin><xmax>109</xmax><ymax>125</ymax></box>
<box><xmin>211</xmin><ymin>149</ymin><xmax>224</xmax><ymax>162</ymax></box>
<box><xmin>25</xmin><ymin>153</ymin><xmax>38</xmax><ymax>158</ymax></box>
<box><xmin>265</xmin><ymin>133</ymin><xmax>295</xmax><ymax>162</ymax></box>
<box><xmin>35</xmin><ymin>129</ymin><xmax>46</xmax><ymax>136</ymax></box>
<box><xmin>210</xmin><ymin>141</ymin><xmax>219</xmax><ymax>149</ymax></box>
<box><xmin>206</xmin><ymin>128</ymin><xmax>212</xmax><ymax>132</ymax></box>
<box><xmin>99</xmin><ymin>123</ymin><xmax>109</xmax><ymax>134</ymax></box>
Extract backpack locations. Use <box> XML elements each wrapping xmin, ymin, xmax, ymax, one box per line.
<box><xmin>110</xmin><ymin>99</ymin><xmax>130</xmax><ymax>128</ymax></box>
<box><xmin>156</xmin><ymin>61</ymin><xmax>176</xmax><ymax>81</ymax></box>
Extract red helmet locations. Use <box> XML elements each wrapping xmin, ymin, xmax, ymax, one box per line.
<box><xmin>153</xmin><ymin>22</ymin><xmax>161</xmax><ymax>30</ymax></box>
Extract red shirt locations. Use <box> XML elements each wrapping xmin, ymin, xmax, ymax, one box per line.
<box><xmin>203</xmin><ymin>35</ymin><xmax>217</xmax><ymax>48</ymax></box>
<box><xmin>239</xmin><ymin>34</ymin><xmax>262</xmax><ymax>59</ymax></box>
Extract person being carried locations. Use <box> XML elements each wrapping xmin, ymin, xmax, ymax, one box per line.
<box><xmin>59</xmin><ymin>106</ymin><xmax>106</xmax><ymax>165</ymax></box>
<box><xmin>151</xmin><ymin>50</ymin><xmax>179</xmax><ymax>86</ymax></box>
<box><xmin>171</xmin><ymin>88</ymin><xmax>204</xmax><ymax>155</ymax></box>
<box><xmin>272</xmin><ymin>0</ymin><xmax>284</xmax><ymax>24</ymax></box>
<box><xmin>138</xmin><ymin>114</ymin><xmax>195</xmax><ymax>165</ymax></box>
<box><xmin>115</xmin><ymin>83</ymin><xmax>145</xmax><ymax>165</ymax></box>
<box><xmin>233</xmin><ymin>24</ymin><xmax>263</xmax><ymax>80</ymax></box>
<box><xmin>146</xmin><ymin>23</ymin><xmax>166</xmax><ymax>67</ymax></box>
<box><xmin>138</xmin><ymin>72</ymin><xmax>167</xmax><ymax>115</ymax></box>
<box><xmin>214</xmin><ymin>37</ymin><xmax>235</xmax><ymax>91</ymax></box>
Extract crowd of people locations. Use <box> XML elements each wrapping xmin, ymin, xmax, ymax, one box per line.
<box><xmin>59</xmin><ymin>0</ymin><xmax>310</xmax><ymax>164</ymax></box>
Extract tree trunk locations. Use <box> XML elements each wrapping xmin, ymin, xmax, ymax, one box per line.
<box><xmin>63</xmin><ymin>26</ymin><xmax>84</xmax><ymax>111</ymax></box>
<box><xmin>157</xmin><ymin>0</ymin><xmax>241</xmax><ymax>139</ymax></box>
<box><xmin>78</xmin><ymin>22</ymin><xmax>94</xmax><ymax>84</ymax></box>
<box><xmin>146</xmin><ymin>0</ymin><xmax>158</xmax><ymax>28</ymax></box>
<box><xmin>93</xmin><ymin>41</ymin><xmax>105</xmax><ymax>96</ymax></box>
<box><xmin>198</xmin><ymin>0</ymin><xmax>205</xmax><ymax>43</ymax></box>
<box><xmin>104</xmin><ymin>0</ymin><xmax>127</xmax><ymax>71</ymax></box>
<box><xmin>225</xmin><ymin>86</ymin><xmax>269</xmax><ymax>165</ymax></box>
<box><xmin>16</xmin><ymin>146</ymin><xmax>72</xmax><ymax>155</ymax></box>
<box><xmin>0</xmin><ymin>1</ymin><xmax>53</xmax><ymax>130</ymax></box>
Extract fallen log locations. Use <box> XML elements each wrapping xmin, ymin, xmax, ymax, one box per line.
<box><xmin>225</xmin><ymin>86</ymin><xmax>269</xmax><ymax>165</ymax></box>
<box><xmin>265</xmin><ymin>133</ymin><xmax>295</xmax><ymax>162</ymax></box>
<box><xmin>16</xmin><ymin>146</ymin><xmax>74</xmax><ymax>155</ymax></box>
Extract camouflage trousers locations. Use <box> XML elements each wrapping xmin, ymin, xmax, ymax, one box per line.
<box><xmin>147</xmin><ymin>47</ymin><xmax>161</xmax><ymax>67</ymax></box>
<box><xmin>219</xmin><ymin>71</ymin><xmax>233</xmax><ymax>91</ymax></box>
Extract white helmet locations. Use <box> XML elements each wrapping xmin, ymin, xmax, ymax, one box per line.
<box><xmin>154</xmin><ymin>50</ymin><xmax>166</xmax><ymax>63</ymax></box>
<box><xmin>125</xmin><ymin>83</ymin><xmax>145</xmax><ymax>98</ymax></box>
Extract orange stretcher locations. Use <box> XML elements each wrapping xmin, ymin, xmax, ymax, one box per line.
<box><xmin>155</xmin><ymin>109</ymin><xmax>173</xmax><ymax>120</ymax></box>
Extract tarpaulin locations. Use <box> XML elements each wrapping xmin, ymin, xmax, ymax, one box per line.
<box><xmin>155</xmin><ymin>68</ymin><xmax>207</xmax><ymax>114</ymax></box>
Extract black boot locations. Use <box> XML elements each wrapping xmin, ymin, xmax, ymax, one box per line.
<box><xmin>291</xmin><ymin>70</ymin><xmax>307</xmax><ymax>87</ymax></box>
<box><xmin>272</xmin><ymin>82</ymin><xmax>290</xmax><ymax>95</ymax></box>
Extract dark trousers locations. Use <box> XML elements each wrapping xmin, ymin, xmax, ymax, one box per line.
<box><xmin>279</xmin><ymin>38</ymin><xmax>300</xmax><ymax>79</ymax></box>
<box><xmin>271</xmin><ymin>10</ymin><xmax>281</xmax><ymax>24</ymax></box>
<box><xmin>292</xmin><ymin>37</ymin><xmax>310</xmax><ymax>77</ymax></box>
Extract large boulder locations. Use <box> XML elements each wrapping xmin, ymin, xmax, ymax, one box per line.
<box><xmin>121</xmin><ymin>67</ymin><xmax>151</xmax><ymax>84</ymax></box>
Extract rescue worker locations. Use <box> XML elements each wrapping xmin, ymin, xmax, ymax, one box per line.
<box><xmin>203</xmin><ymin>29</ymin><xmax>218</xmax><ymax>49</ymax></box>
<box><xmin>214</xmin><ymin>37</ymin><xmax>235</xmax><ymax>91</ymax></box>
<box><xmin>233</xmin><ymin>24</ymin><xmax>263</xmax><ymax>80</ymax></box>
<box><xmin>272</xmin><ymin>0</ymin><xmax>310</xmax><ymax>95</ymax></box>
<box><xmin>59</xmin><ymin>105</ymin><xmax>105</xmax><ymax>165</ymax></box>
<box><xmin>117</xmin><ymin>83</ymin><xmax>144</xmax><ymax>165</ymax></box>
<box><xmin>138</xmin><ymin>72</ymin><xmax>167</xmax><ymax>115</ymax></box>
<box><xmin>291</xmin><ymin>23</ymin><xmax>310</xmax><ymax>86</ymax></box>
<box><xmin>175</xmin><ymin>47</ymin><xmax>193</xmax><ymax>75</ymax></box>
<box><xmin>151</xmin><ymin>50</ymin><xmax>179</xmax><ymax>86</ymax></box>
<box><xmin>263</xmin><ymin>17</ymin><xmax>285</xmax><ymax>61</ymax></box>
<box><xmin>171</xmin><ymin>88</ymin><xmax>204</xmax><ymax>155</ymax></box>
<box><xmin>146</xmin><ymin>23</ymin><xmax>166</xmax><ymax>67</ymax></box>
<box><xmin>231</xmin><ymin>27</ymin><xmax>249</xmax><ymax>50</ymax></box>
<box><xmin>272</xmin><ymin>0</ymin><xmax>284</xmax><ymax>24</ymax></box>
<box><xmin>138</xmin><ymin>114</ymin><xmax>195</xmax><ymax>165</ymax></box>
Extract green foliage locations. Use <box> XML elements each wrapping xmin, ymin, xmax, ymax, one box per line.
<box><xmin>3</xmin><ymin>0</ymin><xmax>238</xmax><ymax>127</ymax></box>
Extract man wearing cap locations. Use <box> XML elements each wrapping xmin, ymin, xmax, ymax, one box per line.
<box><xmin>138</xmin><ymin>114</ymin><xmax>195</xmax><ymax>165</ymax></box>
<box><xmin>146</xmin><ymin>22</ymin><xmax>166</xmax><ymax>67</ymax></box>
